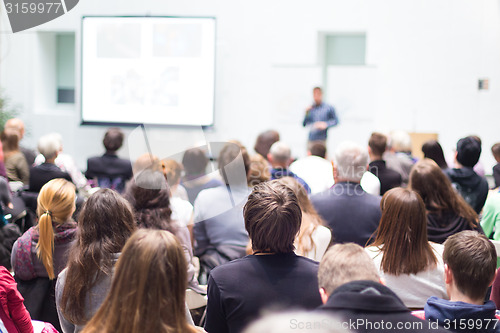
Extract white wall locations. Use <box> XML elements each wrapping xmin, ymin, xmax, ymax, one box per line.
<box><xmin>1</xmin><ymin>0</ymin><xmax>499</xmax><ymax>171</ymax></box>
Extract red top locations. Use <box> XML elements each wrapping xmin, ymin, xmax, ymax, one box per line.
<box><xmin>0</xmin><ymin>266</ymin><xmax>33</xmax><ymax>333</ymax></box>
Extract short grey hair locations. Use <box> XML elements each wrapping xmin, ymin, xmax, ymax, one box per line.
<box><xmin>388</xmin><ymin>130</ymin><xmax>412</xmax><ymax>152</ymax></box>
<box><xmin>243</xmin><ymin>311</ymin><xmax>351</xmax><ymax>333</ymax></box>
<box><xmin>318</xmin><ymin>243</ymin><xmax>380</xmax><ymax>295</ymax></box>
<box><xmin>269</xmin><ymin>141</ymin><xmax>291</xmax><ymax>164</ymax></box>
<box><xmin>334</xmin><ymin>141</ymin><xmax>368</xmax><ymax>182</ymax></box>
<box><xmin>38</xmin><ymin>133</ymin><xmax>62</xmax><ymax>160</ymax></box>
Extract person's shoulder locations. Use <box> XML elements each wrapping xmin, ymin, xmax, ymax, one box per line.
<box><xmin>209</xmin><ymin>255</ymin><xmax>253</xmax><ymax>279</ymax></box>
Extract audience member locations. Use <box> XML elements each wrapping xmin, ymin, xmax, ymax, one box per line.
<box><xmin>480</xmin><ymin>189</ymin><xmax>500</xmax><ymax>241</ymax></box>
<box><xmin>254</xmin><ymin>129</ymin><xmax>280</xmax><ymax>160</ymax></box>
<box><xmin>204</xmin><ymin>181</ymin><xmax>322</xmax><ymax>333</ymax></box>
<box><xmin>311</xmin><ymin>142</ymin><xmax>381</xmax><ymax>246</ymax></box>
<box><xmin>317</xmin><ymin>243</ymin><xmax>448</xmax><ymax>333</ymax></box>
<box><xmin>11</xmin><ymin>179</ymin><xmax>77</xmax><ymax>330</ymax></box>
<box><xmin>81</xmin><ymin>229</ymin><xmax>200</xmax><ymax>333</ymax></box>
<box><xmin>368</xmin><ymin>132</ymin><xmax>402</xmax><ymax>195</ymax></box>
<box><xmin>289</xmin><ymin>141</ymin><xmax>334</xmax><ymax>194</ymax></box>
<box><xmin>277</xmin><ymin>177</ymin><xmax>331</xmax><ymax>261</ymax></box>
<box><xmin>56</xmin><ymin>189</ymin><xmax>136</xmax><ymax>332</ymax></box>
<box><xmin>181</xmin><ymin>147</ymin><xmax>223</xmax><ymax>204</ymax></box>
<box><xmin>424</xmin><ymin>231</ymin><xmax>498</xmax><ymax>332</ymax></box>
<box><xmin>193</xmin><ymin>143</ymin><xmax>251</xmax><ymax>283</ymax></box>
<box><xmin>365</xmin><ymin>188</ymin><xmax>447</xmax><ymax>308</ymax></box>
<box><xmin>85</xmin><ymin>128</ymin><xmax>133</xmax><ymax>193</ymax></box>
<box><xmin>247</xmin><ymin>154</ymin><xmax>270</xmax><ymax>187</ymax></box>
<box><xmin>243</xmin><ymin>312</ymin><xmax>350</xmax><ymax>333</ymax></box>
<box><xmin>410</xmin><ymin>159</ymin><xmax>482</xmax><ymax>243</ymax></box>
<box><xmin>29</xmin><ymin>134</ymin><xmax>72</xmax><ymax>193</ymax></box>
<box><xmin>383</xmin><ymin>130</ymin><xmax>415</xmax><ymax>185</ymax></box>
<box><xmin>161</xmin><ymin>158</ymin><xmax>189</xmax><ymax>200</ymax></box>
<box><xmin>470</xmin><ymin>135</ymin><xmax>486</xmax><ymax>177</ymax></box>
<box><xmin>268</xmin><ymin>141</ymin><xmax>311</xmax><ymax>193</ymax></box>
<box><xmin>1</xmin><ymin>128</ymin><xmax>30</xmax><ymax>185</ymax></box>
<box><xmin>0</xmin><ymin>140</ymin><xmax>8</xmax><ymax>180</ymax></box>
<box><xmin>421</xmin><ymin>139</ymin><xmax>449</xmax><ymax>170</ymax></box>
<box><xmin>445</xmin><ymin>136</ymin><xmax>489</xmax><ymax>214</ymax></box>
<box><xmin>34</xmin><ymin>133</ymin><xmax>88</xmax><ymax>193</ymax></box>
<box><xmin>4</xmin><ymin>118</ymin><xmax>36</xmax><ymax>166</ymax></box>
<box><xmin>492</xmin><ymin>143</ymin><xmax>500</xmax><ymax>189</ymax></box>
<box><xmin>123</xmin><ymin>161</ymin><xmax>200</xmax><ymax>292</ymax></box>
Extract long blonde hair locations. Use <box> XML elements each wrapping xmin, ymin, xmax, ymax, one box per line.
<box><xmin>36</xmin><ymin>178</ymin><xmax>76</xmax><ymax>279</ymax></box>
<box><xmin>82</xmin><ymin>229</ymin><xmax>197</xmax><ymax>333</ymax></box>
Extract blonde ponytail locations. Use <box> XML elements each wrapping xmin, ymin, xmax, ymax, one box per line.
<box><xmin>36</xmin><ymin>211</ymin><xmax>55</xmax><ymax>279</ymax></box>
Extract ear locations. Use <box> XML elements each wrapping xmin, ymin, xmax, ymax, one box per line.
<box><xmin>332</xmin><ymin>163</ymin><xmax>338</xmax><ymax>178</ymax></box>
<box><xmin>444</xmin><ymin>264</ymin><xmax>453</xmax><ymax>285</ymax></box>
<box><xmin>319</xmin><ymin>287</ymin><xmax>329</xmax><ymax>305</ymax></box>
<box><xmin>489</xmin><ymin>269</ymin><xmax>498</xmax><ymax>288</ymax></box>
<box><xmin>379</xmin><ymin>277</ymin><xmax>386</xmax><ymax>285</ymax></box>
<box><xmin>267</xmin><ymin>154</ymin><xmax>272</xmax><ymax>163</ymax></box>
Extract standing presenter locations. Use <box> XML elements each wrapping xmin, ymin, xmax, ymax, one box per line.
<box><xmin>303</xmin><ymin>87</ymin><xmax>339</xmax><ymax>143</ymax></box>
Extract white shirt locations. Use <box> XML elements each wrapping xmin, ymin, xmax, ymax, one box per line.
<box><xmin>365</xmin><ymin>242</ymin><xmax>448</xmax><ymax>309</ymax></box>
<box><xmin>289</xmin><ymin>156</ymin><xmax>334</xmax><ymax>194</ymax></box>
<box><xmin>360</xmin><ymin>171</ymin><xmax>381</xmax><ymax>196</ymax></box>
<box><xmin>295</xmin><ymin>225</ymin><xmax>332</xmax><ymax>262</ymax></box>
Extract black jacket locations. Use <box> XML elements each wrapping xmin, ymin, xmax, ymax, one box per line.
<box><xmin>86</xmin><ymin>154</ymin><xmax>133</xmax><ymax>193</ymax></box>
<box><xmin>427</xmin><ymin>211</ymin><xmax>483</xmax><ymax>244</ymax></box>
<box><xmin>317</xmin><ymin>280</ymin><xmax>451</xmax><ymax>332</ymax></box>
<box><xmin>29</xmin><ymin>163</ymin><xmax>72</xmax><ymax>193</ymax></box>
<box><xmin>445</xmin><ymin>168</ymin><xmax>489</xmax><ymax>214</ymax></box>
<box><xmin>311</xmin><ymin>182</ymin><xmax>381</xmax><ymax>246</ymax></box>
<box><xmin>369</xmin><ymin>160</ymin><xmax>403</xmax><ymax>195</ymax></box>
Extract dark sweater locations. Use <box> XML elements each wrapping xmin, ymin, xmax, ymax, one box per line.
<box><xmin>427</xmin><ymin>211</ymin><xmax>483</xmax><ymax>244</ymax></box>
<box><xmin>445</xmin><ymin>168</ymin><xmax>489</xmax><ymax>214</ymax></box>
<box><xmin>369</xmin><ymin>159</ymin><xmax>403</xmax><ymax>195</ymax></box>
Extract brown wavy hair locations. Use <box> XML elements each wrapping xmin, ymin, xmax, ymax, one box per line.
<box><xmin>409</xmin><ymin>159</ymin><xmax>478</xmax><ymax>227</ymax></box>
<box><xmin>82</xmin><ymin>229</ymin><xmax>197</xmax><ymax>333</ymax></box>
<box><xmin>59</xmin><ymin>189</ymin><xmax>136</xmax><ymax>325</ymax></box>
<box><xmin>370</xmin><ymin>187</ymin><xmax>437</xmax><ymax>275</ymax></box>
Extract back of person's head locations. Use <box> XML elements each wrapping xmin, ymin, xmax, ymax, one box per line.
<box><xmin>318</xmin><ymin>243</ymin><xmax>380</xmax><ymax>296</ymax></box>
<box><xmin>268</xmin><ymin>141</ymin><xmax>291</xmax><ymax>166</ymax></box>
<box><xmin>456</xmin><ymin>136</ymin><xmax>482</xmax><ymax>168</ymax></box>
<box><xmin>334</xmin><ymin>141</ymin><xmax>369</xmax><ymax>182</ymax></box>
<box><xmin>4</xmin><ymin>118</ymin><xmax>25</xmax><ymax>138</ymax></box>
<box><xmin>218</xmin><ymin>142</ymin><xmax>251</xmax><ymax>186</ymax></box>
<box><xmin>368</xmin><ymin>132</ymin><xmax>387</xmax><ymax>157</ymax></box>
<box><xmin>371</xmin><ymin>187</ymin><xmax>436</xmax><ymax>275</ymax></box>
<box><xmin>309</xmin><ymin>141</ymin><xmax>327</xmax><ymax>159</ymax></box>
<box><xmin>133</xmin><ymin>153</ymin><xmax>162</xmax><ymax>179</ymax></box>
<box><xmin>421</xmin><ymin>140</ymin><xmax>448</xmax><ymax>169</ymax></box>
<box><xmin>492</xmin><ymin>143</ymin><xmax>500</xmax><ymax>161</ymax></box>
<box><xmin>82</xmin><ymin>229</ymin><xmax>192</xmax><ymax>333</ymax></box>
<box><xmin>409</xmin><ymin>159</ymin><xmax>477</xmax><ymax>226</ymax></box>
<box><xmin>0</xmin><ymin>128</ymin><xmax>20</xmax><ymax>153</ymax></box>
<box><xmin>277</xmin><ymin>177</ymin><xmax>314</xmax><ymax>215</ymax></box>
<box><xmin>36</xmin><ymin>178</ymin><xmax>76</xmax><ymax>279</ymax></box>
<box><xmin>254</xmin><ymin>130</ymin><xmax>280</xmax><ymax>159</ymax></box>
<box><xmin>243</xmin><ymin>311</ymin><xmax>350</xmax><ymax>333</ymax></box>
<box><xmin>103</xmin><ymin>128</ymin><xmax>124</xmax><ymax>153</ymax></box>
<box><xmin>387</xmin><ymin>130</ymin><xmax>412</xmax><ymax>153</ymax></box>
<box><xmin>182</xmin><ymin>147</ymin><xmax>208</xmax><ymax>176</ymax></box>
<box><xmin>38</xmin><ymin>133</ymin><xmax>62</xmax><ymax>160</ymax></box>
<box><xmin>244</xmin><ymin>180</ymin><xmax>301</xmax><ymax>254</ymax></box>
<box><xmin>248</xmin><ymin>154</ymin><xmax>270</xmax><ymax>187</ymax></box>
<box><xmin>443</xmin><ymin>231</ymin><xmax>496</xmax><ymax>302</ymax></box>
<box><xmin>61</xmin><ymin>189</ymin><xmax>136</xmax><ymax>324</ymax></box>
<box><xmin>161</xmin><ymin>159</ymin><xmax>183</xmax><ymax>187</ymax></box>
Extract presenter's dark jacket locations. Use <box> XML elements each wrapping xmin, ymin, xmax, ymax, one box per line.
<box><xmin>316</xmin><ymin>280</ymin><xmax>451</xmax><ymax>333</ymax></box>
<box><xmin>29</xmin><ymin>163</ymin><xmax>72</xmax><ymax>193</ymax></box>
<box><xmin>311</xmin><ymin>182</ymin><xmax>381</xmax><ymax>246</ymax></box>
<box><xmin>368</xmin><ymin>160</ymin><xmax>403</xmax><ymax>195</ymax></box>
<box><xmin>204</xmin><ymin>253</ymin><xmax>322</xmax><ymax>333</ymax></box>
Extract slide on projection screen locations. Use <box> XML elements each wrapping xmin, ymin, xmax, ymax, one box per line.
<box><xmin>81</xmin><ymin>16</ymin><xmax>215</xmax><ymax>126</ymax></box>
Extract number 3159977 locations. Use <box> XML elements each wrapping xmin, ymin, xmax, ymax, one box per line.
<box><xmin>5</xmin><ymin>2</ymin><xmax>63</xmax><ymax>14</ymax></box>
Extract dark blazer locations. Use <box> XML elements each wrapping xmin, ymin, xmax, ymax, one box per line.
<box><xmin>369</xmin><ymin>160</ymin><xmax>403</xmax><ymax>195</ymax></box>
<box><xmin>493</xmin><ymin>163</ymin><xmax>500</xmax><ymax>189</ymax></box>
<box><xmin>316</xmin><ymin>280</ymin><xmax>450</xmax><ymax>333</ymax></box>
<box><xmin>311</xmin><ymin>182</ymin><xmax>381</xmax><ymax>246</ymax></box>
<box><xmin>86</xmin><ymin>153</ymin><xmax>133</xmax><ymax>192</ymax></box>
<box><xmin>205</xmin><ymin>253</ymin><xmax>322</xmax><ymax>333</ymax></box>
<box><xmin>29</xmin><ymin>163</ymin><xmax>72</xmax><ymax>193</ymax></box>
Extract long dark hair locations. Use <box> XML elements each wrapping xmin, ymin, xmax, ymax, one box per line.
<box><xmin>60</xmin><ymin>189</ymin><xmax>136</xmax><ymax>324</ymax></box>
<box><xmin>123</xmin><ymin>170</ymin><xmax>173</xmax><ymax>231</ymax></box>
<box><xmin>421</xmin><ymin>140</ymin><xmax>448</xmax><ymax>169</ymax></box>
<box><xmin>370</xmin><ymin>188</ymin><xmax>437</xmax><ymax>275</ymax></box>
<box><xmin>82</xmin><ymin>230</ymin><xmax>196</xmax><ymax>333</ymax></box>
<box><xmin>409</xmin><ymin>159</ymin><xmax>478</xmax><ymax>227</ymax></box>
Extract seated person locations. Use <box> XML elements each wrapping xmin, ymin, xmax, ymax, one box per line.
<box><xmin>204</xmin><ymin>180</ymin><xmax>322</xmax><ymax>333</ymax></box>
<box><xmin>317</xmin><ymin>243</ymin><xmax>448</xmax><ymax>333</ymax></box>
<box><xmin>368</xmin><ymin>132</ymin><xmax>402</xmax><ymax>195</ymax></box>
<box><xmin>423</xmin><ymin>231</ymin><xmax>498</xmax><ymax>332</ymax></box>
<box><xmin>445</xmin><ymin>136</ymin><xmax>489</xmax><ymax>214</ymax></box>
<box><xmin>253</xmin><ymin>129</ymin><xmax>279</xmax><ymax>161</ymax></box>
<box><xmin>86</xmin><ymin>128</ymin><xmax>132</xmax><ymax>193</ymax></box>
<box><xmin>383</xmin><ymin>130</ymin><xmax>415</xmax><ymax>186</ymax></box>
<box><xmin>181</xmin><ymin>147</ymin><xmax>222</xmax><ymax>204</ymax></box>
<box><xmin>29</xmin><ymin>134</ymin><xmax>72</xmax><ymax>193</ymax></box>
<box><xmin>492</xmin><ymin>143</ymin><xmax>500</xmax><ymax>189</ymax></box>
<box><xmin>268</xmin><ymin>141</ymin><xmax>311</xmax><ymax>193</ymax></box>
<box><xmin>4</xmin><ymin>118</ymin><xmax>36</xmax><ymax>166</ymax></box>
<box><xmin>1</xmin><ymin>128</ymin><xmax>29</xmax><ymax>186</ymax></box>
